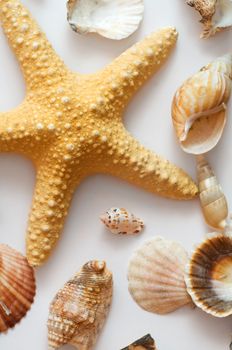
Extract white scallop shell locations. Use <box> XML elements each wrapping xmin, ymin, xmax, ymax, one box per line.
<box><xmin>127</xmin><ymin>237</ymin><xmax>193</xmax><ymax>314</ymax></box>
<box><xmin>100</xmin><ymin>208</ymin><xmax>144</xmax><ymax>235</ymax></box>
<box><xmin>67</xmin><ymin>0</ymin><xmax>144</xmax><ymax>40</ymax></box>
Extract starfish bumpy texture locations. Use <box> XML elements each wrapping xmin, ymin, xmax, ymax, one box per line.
<box><xmin>0</xmin><ymin>0</ymin><xmax>197</xmax><ymax>267</ymax></box>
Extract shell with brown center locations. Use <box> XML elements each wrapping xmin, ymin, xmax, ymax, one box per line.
<box><xmin>185</xmin><ymin>234</ymin><xmax>232</xmax><ymax>317</ymax></box>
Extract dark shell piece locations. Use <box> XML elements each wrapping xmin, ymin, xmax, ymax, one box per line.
<box><xmin>121</xmin><ymin>334</ymin><xmax>156</xmax><ymax>350</ymax></box>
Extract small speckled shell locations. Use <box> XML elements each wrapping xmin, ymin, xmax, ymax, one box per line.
<box><xmin>67</xmin><ymin>0</ymin><xmax>144</xmax><ymax>40</ymax></box>
<box><xmin>100</xmin><ymin>207</ymin><xmax>144</xmax><ymax>235</ymax></box>
<box><xmin>128</xmin><ymin>237</ymin><xmax>193</xmax><ymax>314</ymax></box>
<box><xmin>196</xmin><ymin>154</ymin><xmax>228</xmax><ymax>230</ymax></box>
<box><xmin>47</xmin><ymin>260</ymin><xmax>113</xmax><ymax>349</ymax></box>
<box><xmin>187</xmin><ymin>0</ymin><xmax>232</xmax><ymax>38</ymax></box>
<box><xmin>121</xmin><ymin>334</ymin><xmax>157</xmax><ymax>350</ymax></box>
<box><xmin>172</xmin><ymin>54</ymin><xmax>232</xmax><ymax>155</ymax></box>
<box><xmin>186</xmin><ymin>234</ymin><xmax>232</xmax><ymax>317</ymax></box>
<box><xmin>0</xmin><ymin>244</ymin><xmax>36</xmax><ymax>333</ymax></box>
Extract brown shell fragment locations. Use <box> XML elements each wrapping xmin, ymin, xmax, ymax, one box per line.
<box><xmin>186</xmin><ymin>234</ymin><xmax>232</xmax><ymax>317</ymax></box>
<box><xmin>47</xmin><ymin>260</ymin><xmax>113</xmax><ymax>349</ymax></box>
<box><xmin>121</xmin><ymin>334</ymin><xmax>157</xmax><ymax>350</ymax></box>
<box><xmin>0</xmin><ymin>244</ymin><xmax>36</xmax><ymax>332</ymax></box>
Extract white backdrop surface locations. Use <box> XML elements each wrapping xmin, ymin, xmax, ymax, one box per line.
<box><xmin>0</xmin><ymin>0</ymin><xmax>231</xmax><ymax>349</ymax></box>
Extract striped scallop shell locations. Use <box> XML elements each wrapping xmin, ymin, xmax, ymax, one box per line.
<box><xmin>100</xmin><ymin>207</ymin><xmax>144</xmax><ymax>235</ymax></box>
<box><xmin>128</xmin><ymin>237</ymin><xmax>193</xmax><ymax>314</ymax></box>
<box><xmin>185</xmin><ymin>234</ymin><xmax>232</xmax><ymax>317</ymax></box>
<box><xmin>67</xmin><ymin>0</ymin><xmax>144</xmax><ymax>40</ymax></box>
<box><xmin>48</xmin><ymin>260</ymin><xmax>113</xmax><ymax>349</ymax></box>
<box><xmin>0</xmin><ymin>244</ymin><xmax>36</xmax><ymax>332</ymax></box>
<box><xmin>172</xmin><ymin>54</ymin><xmax>232</xmax><ymax>155</ymax></box>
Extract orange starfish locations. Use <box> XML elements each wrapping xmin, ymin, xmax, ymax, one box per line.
<box><xmin>0</xmin><ymin>0</ymin><xmax>197</xmax><ymax>267</ymax></box>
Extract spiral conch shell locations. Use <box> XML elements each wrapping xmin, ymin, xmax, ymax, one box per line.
<box><xmin>67</xmin><ymin>0</ymin><xmax>144</xmax><ymax>40</ymax></box>
<box><xmin>185</xmin><ymin>234</ymin><xmax>232</xmax><ymax>317</ymax></box>
<box><xmin>100</xmin><ymin>207</ymin><xmax>144</xmax><ymax>235</ymax></box>
<box><xmin>121</xmin><ymin>334</ymin><xmax>157</xmax><ymax>350</ymax></box>
<box><xmin>47</xmin><ymin>260</ymin><xmax>113</xmax><ymax>350</ymax></box>
<box><xmin>0</xmin><ymin>244</ymin><xmax>36</xmax><ymax>332</ymax></box>
<box><xmin>196</xmin><ymin>154</ymin><xmax>228</xmax><ymax>230</ymax></box>
<box><xmin>127</xmin><ymin>237</ymin><xmax>194</xmax><ymax>314</ymax></box>
<box><xmin>187</xmin><ymin>0</ymin><xmax>232</xmax><ymax>38</ymax></box>
<box><xmin>172</xmin><ymin>54</ymin><xmax>232</xmax><ymax>155</ymax></box>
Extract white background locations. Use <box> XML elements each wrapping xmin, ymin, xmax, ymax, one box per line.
<box><xmin>0</xmin><ymin>0</ymin><xmax>231</xmax><ymax>349</ymax></box>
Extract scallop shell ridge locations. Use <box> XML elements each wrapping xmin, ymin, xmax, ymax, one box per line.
<box><xmin>128</xmin><ymin>237</ymin><xmax>193</xmax><ymax>314</ymax></box>
<box><xmin>0</xmin><ymin>244</ymin><xmax>36</xmax><ymax>333</ymax></box>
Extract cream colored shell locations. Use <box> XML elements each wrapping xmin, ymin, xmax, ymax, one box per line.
<box><xmin>47</xmin><ymin>260</ymin><xmax>113</xmax><ymax>349</ymax></box>
<box><xmin>100</xmin><ymin>207</ymin><xmax>144</xmax><ymax>235</ymax></box>
<box><xmin>172</xmin><ymin>54</ymin><xmax>232</xmax><ymax>155</ymax></box>
<box><xmin>196</xmin><ymin>154</ymin><xmax>228</xmax><ymax>230</ymax></box>
<box><xmin>185</xmin><ymin>234</ymin><xmax>232</xmax><ymax>317</ymax></box>
<box><xmin>67</xmin><ymin>0</ymin><xmax>144</xmax><ymax>40</ymax></box>
<box><xmin>0</xmin><ymin>244</ymin><xmax>36</xmax><ymax>332</ymax></box>
<box><xmin>187</xmin><ymin>0</ymin><xmax>232</xmax><ymax>38</ymax></box>
<box><xmin>127</xmin><ymin>237</ymin><xmax>193</xmax><ymax>314</ymax></box>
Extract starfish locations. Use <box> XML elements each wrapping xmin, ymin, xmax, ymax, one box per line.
<box><xmin>0</xmin><ymin>0</ymin><xmax>197</xmax><ymax>267</ymax></box>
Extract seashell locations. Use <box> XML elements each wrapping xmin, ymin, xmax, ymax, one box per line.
<box><xmin>100</xmin><ymin>207</ymin><xmax>144</xmax><ymax>235</ymax></box>
<box><xmin>67</xmin><ymin>0</ymin><xmax>144</xmax><ymax>40</ymax></box>
<box><xmin>172</xmin><ymin>54</ymin><xmax>232</xmax><ymax>155</ymax></box>
<box><xmin>121</xmin><ymin>334</ymin><xmax>157</xmax><ymax>350</ymax></box>
<box><xmin>0</xmin><ymin>244</ymin><xmax>36</xmax><ymax>332</ymax></box>
<box><xmin>47</xmin><ymin>260</ymin><xmax>113</xmax><ymax>350</ymax></box>
<box><xmin>185</xmin><ymin>234</ymin><xmax>232</xmax><ymax>317</ymax></box>
<box><xmin>187</xmin><ymin>0</ymin><xmax>232</xmax><ymax>38</ymax></box>
<box><xmin>127</xmin><ymin>237</ymin><xmax>194</xmax><ymax>314</ymax></box>
<box><xmin>196</xmin><ymin>154</ymin><xmax>228</xmax><ymax>230</ymax></box>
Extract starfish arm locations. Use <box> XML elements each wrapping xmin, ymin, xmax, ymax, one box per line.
<box><xmin>0</xmin><ymin>0</ymin><xmax>68</xmax><ymax>90</ymax></box>
<box><xmin>98</xmin><ymin>27</ymin><xmax>178</xmax><ymax>109</ymax></box>
<box><xmin>99</xmin><ymin>127</ymin><xmax>198</xmax><ymax>200</ymax></box>
<box><xmin>0</xmin><ymin>102</ymin><xmax>56</xmax><ymax>157</ymax></box>
<box><xmin>26</xmin><ymin>160</ymin><xmax>78</xmax><ymax>267</ymax></box>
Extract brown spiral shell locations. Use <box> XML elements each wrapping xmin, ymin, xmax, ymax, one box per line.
<box><xmin>47</xmin><ymin>260</ymin><xmax>113</xmax><ymax>349</ymax></box>
<box><xmin>0</xmin><ymin>244</ymin><xmax>36</xmax><ymax>332</ymax></box>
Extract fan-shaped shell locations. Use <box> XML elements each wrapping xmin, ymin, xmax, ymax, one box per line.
<box><xmin>127</xmin><ymin>237</ymin><xmax>193</xmax><ymax>314</ymax></box>
<box><xmin>48</xmin><ymin>260</ymin><xmax>113</xmax><ymax>350</ymax></box>
<box><xmin>172</xmin><ymin>54</ymin><xmax>232</xmax><ymax>155</ymax></box>
<box><xmin>0</xmin><ymin>244</ymin><xmax>36</xmax><ymax>332</ymax></box>
<box><xmin>121</xmin><ymin>334</ymin><xmax>156</xmax><ymax>350</ymax></box>
<box><xmin>67</xmin><ymin>0</ymin><xmax>144</xmax><ymax>40</ymax></box>
<box><xmin>187</xmin><ymin>0</ymin><xmax>232</xmax><ymax>38</ymax></box>
<box><xmin>196</xmin><ymin>154</ymin><xmax>228</xmax><ymax>230</ymax></box>
<box><xmin>100</xmin><ymin>207</ymin><xmax>144</xmax><ymax>235</ymax></box>
<box><xmin>185</xmin><ymin>234</ymin><xmax>232</xmax><ymax>317</ymax></box>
